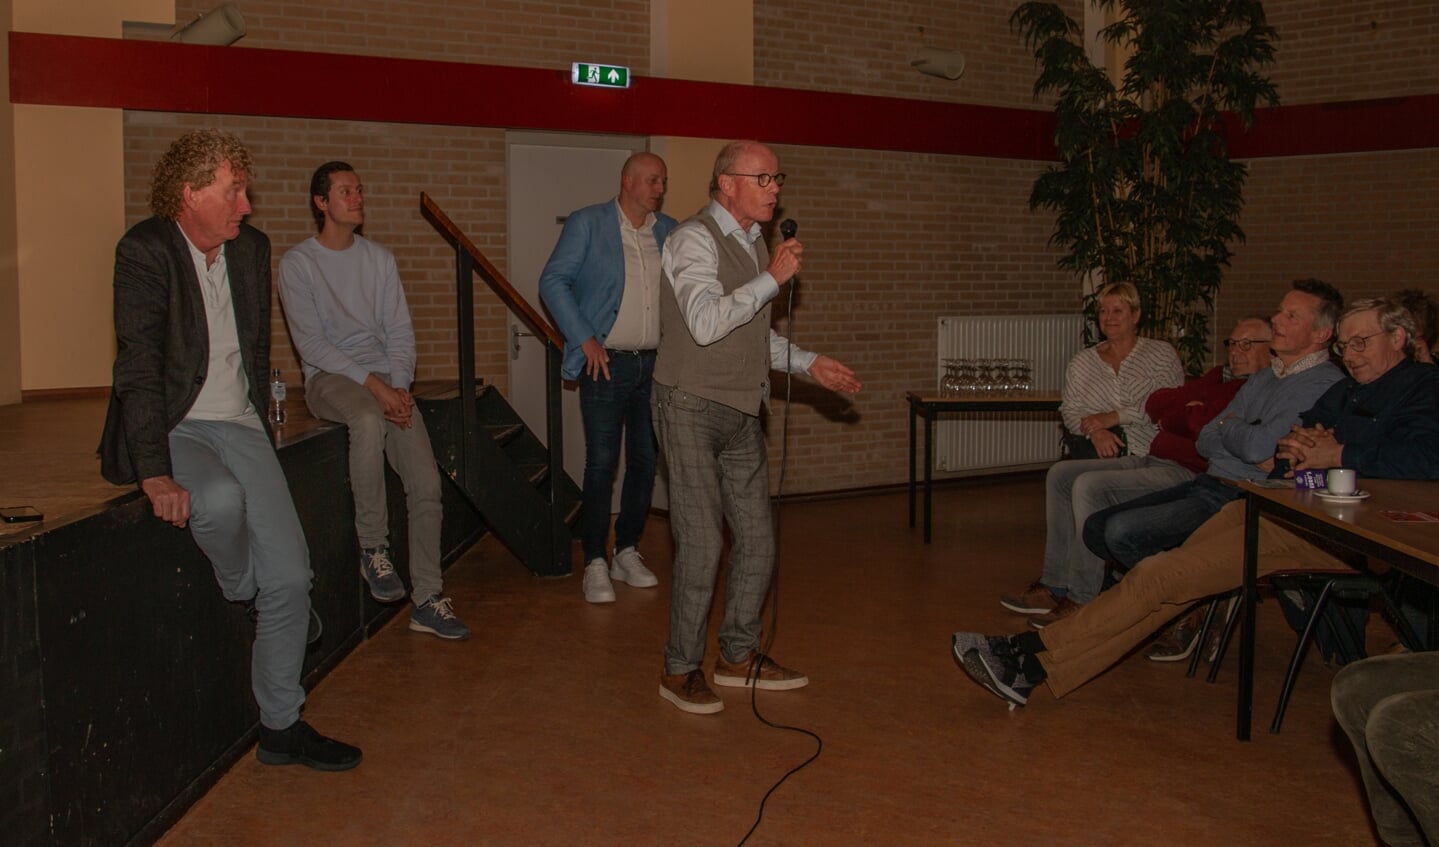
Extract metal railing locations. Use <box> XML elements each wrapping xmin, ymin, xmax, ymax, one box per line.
<box><xmin>419</xmin><ymin>192</ymin><xmax>566</xmax><ymax>526</ymax></box>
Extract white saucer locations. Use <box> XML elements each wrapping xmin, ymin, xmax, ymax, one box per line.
<box><xmin>1314</xmin><ymin>489</ymin><xmax>1370</xmax><ymax>502</ymax></box>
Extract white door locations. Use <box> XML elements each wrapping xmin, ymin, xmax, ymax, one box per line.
<box><xmin>506</xmin><ymin>134</ymin><xmax>641</xmax><ymax>513</ymax></box>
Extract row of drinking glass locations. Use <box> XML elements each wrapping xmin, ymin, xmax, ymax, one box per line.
<box><xmin>940</xmin><ymin>358</ymin><xmax>1035</xmax><ymax>396</ymax></box>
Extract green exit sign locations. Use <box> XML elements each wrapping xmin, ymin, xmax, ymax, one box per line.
<box><xmin>571</xmin><ymin>63</ymin><xmax>630</xmax><ymax>89</ymax></box>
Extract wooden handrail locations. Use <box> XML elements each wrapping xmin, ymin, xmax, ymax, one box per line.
<box><xmin>419</xmin><ymin>192</ymin><xmax>564</xmax><ymax>348</ymax></box>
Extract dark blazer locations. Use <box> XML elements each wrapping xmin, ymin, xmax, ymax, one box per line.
<box><xmin>99</xmin><ymin>217</ymin><xmax>274</xmax><ymax>485</ymax></box>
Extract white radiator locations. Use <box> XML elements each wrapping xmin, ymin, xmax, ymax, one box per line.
<box><xmin>935</xmin><ymin>314</ymin><xmax>1085</xmax><ymax>473</ymax></box>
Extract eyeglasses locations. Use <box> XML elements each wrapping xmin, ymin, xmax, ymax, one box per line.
<box><xmin>725</xmin><ymin>172</ymin><xmax>786</xmax><ymax>188</ymax></box>
<box><xmin>1223</xmin><ymin>338</ymin><xmax>1271</xmax><ymax>351</ymax></box>
<box><xmin>1332</xmin><ymin>330</ymin><xmax>1389</xmax><ymax>355</ymax></box>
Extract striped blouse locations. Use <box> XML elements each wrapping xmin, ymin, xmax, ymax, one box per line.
<box><xmin>1060</xmin><ymin>336</ymin><xmax>1184</xmax><ymax>457</ymax></box>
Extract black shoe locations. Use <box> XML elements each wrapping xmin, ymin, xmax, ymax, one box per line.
<box><xmin>256</xmin><ymin>720</ymin><xmax>362</xmax><ymax>771</ymax></box>
<box><xmin>246</xmin><ymin>602</ymin><xmax>324</xmax><ymax>646</ymax></box>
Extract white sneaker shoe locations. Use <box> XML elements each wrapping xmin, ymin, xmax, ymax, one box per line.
<box><xmin>582</xmin><ymin>559</ymin><xmax>616</xmax><ymax>603</ymax></box>
<box><xmin>610</xmin><ymin>546</ymin><xmax>658</xmax><ymax>588</ymax></box>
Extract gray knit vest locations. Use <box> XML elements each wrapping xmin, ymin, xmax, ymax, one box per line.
<box><xmin>653</xmin><ymin>211</ymin><xmax>772</xmax><ymax>415</ymax></box>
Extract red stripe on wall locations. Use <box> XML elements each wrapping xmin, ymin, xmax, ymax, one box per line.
<box><xmin>9</xmin><ymin>32</ymin><xmax>1439</xmax><ymax>160</ymax></box>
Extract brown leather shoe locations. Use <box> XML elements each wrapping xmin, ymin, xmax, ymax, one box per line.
<box><xmin>1000</xmin><ymin>579</ymin><xmax>1057</xmax><ymax>615</ymax></box>
<box><xmin>712</xmin><ymin>651</ymin><xmax>809</xmax><ymax>691</ymax></box>
<box><xmin>1028</xmin><ymin>596</ymin><xmax>1081</xmax><ymax>630</ymax></box>
<box><xmin>660</xmin><ymin>669</ymin><xmax>724</xmax><ymax>714</ymax></box>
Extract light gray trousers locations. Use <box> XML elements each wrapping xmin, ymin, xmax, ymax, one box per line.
<box><xmin>169</xmin><ymin>417</ymin><xmax>311</xmax><ymax>730</ymax></box>
<box><xmin>1040</xmin><ymin>455</ymin><xmax>1194</xmax><ymax>603</ymax></box>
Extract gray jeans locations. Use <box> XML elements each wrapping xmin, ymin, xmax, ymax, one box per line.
<box><xmin>652</xmin><ymin>383</ymin><xmax>774</xmax><ymax>675</ymax></box>
<box><xmin>1040</xmin><ymin>455</ymin><xmax>1194</xmax><ymax>603</ymax></box>
<box><xmin>169</xmin><ymin>417</ymin><xmax>311</xmax><ymax>730</ymax></box>
<box><xmin>1332</xmin><ymin>651</ymin><xmax>1439</xmax><ymax>847</ymax></box>
<box><xmin>305</xmin><ymin>372</ymin><xmax>444</xmax><ymax>603</ymax></box>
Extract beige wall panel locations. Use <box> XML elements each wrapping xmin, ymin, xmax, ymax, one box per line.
<box><xmin>14</xmin><ymin>105</ymin><xmax>126</xmax><ymax>389</ymax></box>
<box><xmin>1</xmin><ymin>0</ymin><xmax>20</xmax><ymax>404</ymax></box>
<box><xmin>8</xmin><ymin>0</ymin><xmax>174</xmax><ymax>396</ymax></box>
<box><xmin>652</xmin><ymin>0</ymin><xmax>752</xmax><ymax>85</ymax></box>
<box><xmin>13</xmin><ymin>0</ymin><xmax>172</xmax><ymax>36</ymax></box>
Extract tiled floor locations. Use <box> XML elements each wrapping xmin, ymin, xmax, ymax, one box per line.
<box><xmin>156</xmin><ymin>480</ymin><xmax>1384</xmax><ymax>846</ymax></box>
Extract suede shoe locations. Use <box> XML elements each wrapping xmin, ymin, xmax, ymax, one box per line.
<box><xmin>660</xmin><ymin>669</ymin><xmax>724</xmax><ymax>714</ymax></box>
<box><xmin>409</xmin><ymin>595</ymin><xmax>470</xmax><ymax>641</ymax></box>
<box><xmin>582</xmin><ymin>559</ymin><xmax>616</xmax><ymax>604</ymax></box>
<box><xmin>1028</xmin><ymin>596</ymin><xmax>1082</xmax><ymax>630</ymax></box>
<box><xmin>256</xmin><ymin>720</ymin><xmax>362</xmax><ymax>771</ymax></box>
<box><xmin>610</xmin><ymin>547</ymin><xmax>658</xmax><ymax>588</ymax></box>
<box><xmin>360</xmin><ymin>546</ymin><xmax>406</xmax><ymax>604</ymax></box>
<box><xmin>712</xmin><ymin>651</ymin><xmax>809</xmax><ymax>690</ymax></box>
<box><xmin>1000</xmin><ymin>579</ymin><xmax>1057</xmax><ymax>615</ymax></box>
<box><xmin>952</xmin><ymin>632</ymin><xmax>1035</xmax><ymax>707</ymax></box>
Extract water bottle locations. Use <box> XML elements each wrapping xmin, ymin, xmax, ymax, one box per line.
<box><xmin>268</xmin><ymin>368</ymin><xmax>287</xmax><ymax>426</ymax></box>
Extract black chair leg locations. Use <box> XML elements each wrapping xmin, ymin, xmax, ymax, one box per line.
<box><xmin>1270</xmin><ymin>580</ymin><xmax>1338</xmax><ymax>734</ymax></box>
<box><xmin>1187</xmin><ymin>595</ymin><xmax>1223</xmax><ymax>679</ymax></box>
<box><xmin>1379</xmin><ymin>587</ymin><xmax>1424</xmax><ymax>652</ymax></box>
<box><xmin>1209</xmin><ymin>592</ymin><xmax>1242</xmax><ymax>684</ymax></box>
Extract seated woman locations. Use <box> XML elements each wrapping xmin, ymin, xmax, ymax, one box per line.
<box><xmin>998</xmin><ymin>282</ymin><xmax>1184</xmax><ymax>627</ymax></box>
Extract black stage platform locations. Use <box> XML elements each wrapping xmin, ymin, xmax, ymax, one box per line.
<box><xmin>1</xmin><ymin>390</ymin><xmax>489</xmax><ymax>847</ymax></box>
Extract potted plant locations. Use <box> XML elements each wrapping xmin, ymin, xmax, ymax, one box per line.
<box><xmin>1012</xmin><ymin>0</ymin><xmax>1279</xmax><ymax>371</ymax></box>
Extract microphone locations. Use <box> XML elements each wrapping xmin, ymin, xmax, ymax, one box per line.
<box><xmin>778</xmin><ymin>219</ymin><xmax>800</xmax><ymax>292</ymax></box>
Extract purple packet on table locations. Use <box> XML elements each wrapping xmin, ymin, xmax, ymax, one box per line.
<box><xmin>1294</xmin><ymin>468</ymin><xmax>1327</xmax><ymax>490</ymax></box>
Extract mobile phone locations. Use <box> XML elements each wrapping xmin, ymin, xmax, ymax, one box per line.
<box><xmin>0</xmin><ymin>506</ymin><xmax>43</xmax><ymax>523</ymax></box>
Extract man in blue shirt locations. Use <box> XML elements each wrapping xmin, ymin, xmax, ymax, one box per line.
<box><xmin>539</xmin><ymin>153</ymin><xmax>677</xmax><ymax>604</ymax></box>
<box><xmin>1081</xmin><ymin>279</ymin><xmax>1346</xmax><ymax>575</ymax></box>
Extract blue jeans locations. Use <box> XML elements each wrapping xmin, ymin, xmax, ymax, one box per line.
<box><xmin>578</xmin><ymin>350</ymin><xmax>657</xmax><ymax>562</ymax></box>
<box><xmin>1082</xmin><ymin>475</ymin><xmax>1243</xmax><ymax>570</ymax></box>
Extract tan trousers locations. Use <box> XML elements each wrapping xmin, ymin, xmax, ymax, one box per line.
<box><xmin>1038</xmin><ymin>499</ymin><xmax>1344</xmax><ymax>698</ymax></box>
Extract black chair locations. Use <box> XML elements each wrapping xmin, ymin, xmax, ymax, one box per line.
<box><xmin>1203</xmin><ymin>570</ymin><xmax>1424</xmax><ymax>733</ymax></box>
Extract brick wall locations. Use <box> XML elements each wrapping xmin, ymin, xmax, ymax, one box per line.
<box><xmin>1223</xmin><ymin>0</ymin><xmax>1439</xmax><ymax>330</ymax></box>
<box><xmin>754</xmin><ymin>0</ymin><xmax>1081</xmax><ymax>108</ymax></box>
<box><xmin>760</xmin><ymin>144</ymin><xmax>1070</xmax><ymax>492</ymax></box>
<box><xmin>122</xmin><ymin>0</ymin><xmax>1438</xmax><ymax>495</ymax></box>
<box><xmin>124</xmin><ymin>112</ymin><xmax>514</xmax><ymax>392</ymax></box>
<box><xmin>1222</xmin><ymin>149</ymin><xmax>1439</xmax><ymax>330</ymax></box>
<box><xmin>1264</xmin><ymin>0</ymin><xmax>1439</xmax><ymax>103</ymax></box>
<box><xmin>176</xmin><ymin>0</ymin><xmax>653</xmax><ymax>69</ymax></box>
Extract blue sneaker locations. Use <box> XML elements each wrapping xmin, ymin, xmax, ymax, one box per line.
<box><xmin>360</xmin><ymin>546</ymin><xmax>406</xmax><ymax>603</ymax></box>
<box><xmin>409</xmin><ymin>595</ymin><xmax>470</xmax><ymax>641</ymax></box>
<box><xmin>952</xmin><ymin>632</ymin><xmax>1034</xmax><ymax>706</ymax></box>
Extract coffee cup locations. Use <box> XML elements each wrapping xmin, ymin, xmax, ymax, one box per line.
<box><xmin>1326</xmin><ymin>468</ymin><xmax>1358</xmax><ymax>496</ymax></box>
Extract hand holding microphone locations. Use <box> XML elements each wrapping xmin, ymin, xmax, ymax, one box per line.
<box><xmin>768</xmin><ymin>218</ymin><xmax>802</xmax><ymax>286</ymax></box>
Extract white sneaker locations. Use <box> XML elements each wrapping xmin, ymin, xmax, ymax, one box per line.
<box><xmin>610</xmin><ymin>547</ymin><xmax>658</xmax><ymax>588</ymax></box>
<box><xmin>582</xmin><ymin>559</ymin><xmax>616</xmax><ymax>603</ymax></box>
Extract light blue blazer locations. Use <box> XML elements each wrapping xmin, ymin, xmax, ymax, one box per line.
<box><xmin>538</xmin><ymin>199</ymin><xmax>677</xmax><ymax>380</ymax></box>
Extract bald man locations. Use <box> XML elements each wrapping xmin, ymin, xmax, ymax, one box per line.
<box><xmin>540</xmin><ymin>152</ymin><xmax>678</xmax><ymax>604</ymax></box>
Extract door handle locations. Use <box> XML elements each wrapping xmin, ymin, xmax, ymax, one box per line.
<box><xmin>511</xmin><ymin>325</ymin><xmax>535</xmax><ymax>360</ymax></box>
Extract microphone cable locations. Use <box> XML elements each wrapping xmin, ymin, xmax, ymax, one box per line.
<box><xmin>735</xmin><ymin>257</ymin><xmax>823</xmax><ymax>847</ymax></box>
